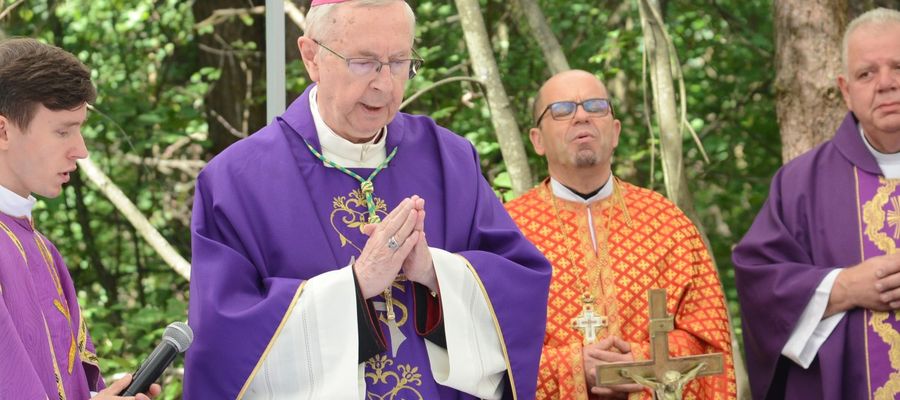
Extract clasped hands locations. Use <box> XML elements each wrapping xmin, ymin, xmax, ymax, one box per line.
<box><xmin>827</xmin><ymin>252</ymin><xmax>900</xmax><ymax>317</ymax></box>
<box><xmin>583</xmin><ymin>336</ymin><xmax>644</xmax><ymax>399</ymax></box>
<box><xmin>354</xmin><ymin>196</ymin><xmax>437</xmax><ymax>299</ymax></box>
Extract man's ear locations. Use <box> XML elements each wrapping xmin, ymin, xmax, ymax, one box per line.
<box><xmin>611</xmin><ymin>118</ymin><xmax>621</xmax><ymax>150</ymax></box>
<box><xmin>298</xmin><ymin>36</ymin><xmax>321</xmax><ymax>82</ymax></box>
<box><xmin>837</xmin><ymin>75</ymin><xmax>853</xmax><ymax>111</ymax></box>
<box><xmin>529</xmin><ymin>127</ymin><xmax>546</xmax><ymax>156</ymax></box>
<box><xmin>0</xmin><ymin>116</ymin><xmax>9</xmax><ymax>151</ymax></box>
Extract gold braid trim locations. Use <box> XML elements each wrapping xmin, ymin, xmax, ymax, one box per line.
<box><xmin>78</xmin><ymin>313</ymin><xmax>100</xmax><ymax>367</ymax></box>
<box><xmin>862</xmin><ymin>180</ymin><xmax>898</xmax><ymax>253</ymax></box>
<box><xmin>34</xmin><ymin>234</ymin><xmax>77</xmax><ymax>375</ymax></box>
<box><xmin>860</xmin><ymin>178</ymin><xmax>900</xmax><ymax>398</ymax></box>
<box><xmin>41</xmin><ymin>315</ymin><xmax>67</xmax><ymax>400</ymax></box>
<box><xmin>0</xmin><ymin>219</ymin><xmax>27</xmax><ymax>264</ymax></box>
<box><xmin>872</xmin><ymin>311</ymin><xmax>900</xmax><ymax>400</ymax></box>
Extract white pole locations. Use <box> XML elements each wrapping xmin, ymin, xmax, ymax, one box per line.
<box><xmin>265</xmin><ymin>0</ymin><xmax>286</xmax><ymax>120</ymax></box>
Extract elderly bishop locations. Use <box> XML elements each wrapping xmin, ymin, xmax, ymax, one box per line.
<box><xmin>183</xmin><ymin>1</ymin><xmax>551</xmax><ymax>399</ymax></box>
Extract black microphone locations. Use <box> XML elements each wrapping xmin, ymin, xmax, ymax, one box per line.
<box><xmin>121</xmin><ymin>321</ymin><xmax>193</xmax><ymax>396</ymax></box>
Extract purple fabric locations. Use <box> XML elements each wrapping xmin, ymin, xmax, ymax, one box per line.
<box><xmin>184</xmin><ymin>84</ymin><xmax>552</xmax><ymax>399</ymax></box>
<box><xmin>733</xmin><ymin>112</ymin><xmax>891</xmax><ymax>399</ymax></box>
<box><xmin>0</xmin><ymin>213</ymin><xmax>102</xmax><ymax>399</ymax></box>
<box><xmin>854</xmin><ymin>169</ymin><xmax>900</xmax><ymax>396</ymax></box>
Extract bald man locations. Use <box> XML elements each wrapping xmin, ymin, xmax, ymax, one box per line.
<box><xmin>505</xmin><ymin>70</ymin><xmax>736</xmax><ymax>399</ymax></box>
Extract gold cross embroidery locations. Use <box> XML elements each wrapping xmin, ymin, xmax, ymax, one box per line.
<box><xmin>888</xmin><ymin>196</ymin><xmax>900</xmax><ymax>239</ymax></box>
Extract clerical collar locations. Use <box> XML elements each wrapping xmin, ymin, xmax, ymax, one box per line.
<box><xmin>549</xmin><ymin>174</ymin><xmax>614</xmax><ymax>204</ymax></box>
<box><xmin>309</xmin><ymin>86</ymin><xmax>388</xmax><ymax>168</ymax></box>
<box><xmin>0</xmin><ymin>184</ymin><xmax>36</xmax><ymax>219</ymax></box>
<box><xmin>860</xmin><ymin>124</ymin><xmax>900</xmax><ymax>179</ymax></box>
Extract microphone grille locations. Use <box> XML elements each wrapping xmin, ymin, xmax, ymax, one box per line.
<box><xmin>162</xmin><ymin>321</ymin><xmax>194</xmax><ymax>353</ymax></box>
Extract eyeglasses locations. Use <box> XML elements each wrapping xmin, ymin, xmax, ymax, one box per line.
<box><xmin>314</xmin><ymin>40</ymin><xmax>424</xmax><ymax>79</ymax></box>
<box><xmin>534</xmin><ymin>98</ymin><xmax>613</xmax><ymax>127</ymax></box>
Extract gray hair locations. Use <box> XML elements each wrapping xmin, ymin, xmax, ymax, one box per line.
<box><xmin>304</xmin><ymin>0</ymin><xmax>416</xmax><ymax>45</ymax></box>
<box><xmin>842</xmin><ymin>7</ymin><xmax>900</xmax><ymax>73</ymax></box>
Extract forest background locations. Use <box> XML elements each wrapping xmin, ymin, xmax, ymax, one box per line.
<box><xmin>2</xmin><ymin>0</ymin><xmax>897</xmax><ymax>398</ymax></box>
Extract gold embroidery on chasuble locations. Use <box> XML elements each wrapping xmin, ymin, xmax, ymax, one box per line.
<box><xmin>0</xmin><ymin>221</ymin><xmax>68</xmax><ymax>398</ymax></box>
<box><xmin>888</xmin><ymin>197</ymin><xmax>900</xmax><ymax>239</ymax></box>
<box><xmin>77</xmin><ymin>313</ymin><xmax>99</xmax><ymax>366</ymax></box>
<box><xmin>331</xmin><ymin>188</ymin><xmax>389</xmax><ymax>251</ymax></box>
<box><xmin>365</xmin><ymin>354</ymin><xmax>425</xmax><ymax>400</ymax></box>
<box><xmin>366</xmin><ymin>283</ymin><xmax>422</xmax><ymax>398</ymax></box>
<box><xmin>860</xmin><ymin>177</ymin><xmax>900</xmax><ymax>399</ymax></box>
<box><xmin>0</xmin><ymin>219</ymin><xmax>22</xmax><ymax>295</ymax></box>
<box><xmin>0</xmin><ymin>219</ymin><xmax>26</xmax><ymax>262</ymax></box>
<box><xmin>34</xmin><ymin>234</ymin><xmax>78</xmax><ymax>375</ymax></box>
<box><xmin>329</xmin><ymin>189</ymin><xmax>423</xmax><ymax>398</ymax></box>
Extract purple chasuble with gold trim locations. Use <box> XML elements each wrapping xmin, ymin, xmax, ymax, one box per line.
<box><xmin>184</xmin><ymin>84</ymin><xmax>551</xmax><ymax>399</ymax></box>
<box><xmin>855</xmin><ymin>169</ymin><xmax>900</xmax><ymax>398</ymax></box>
<box><xmin>0</xmin><ymin>212</ymin><xmax>102</xmax><ymax>399</ymax></box>
<box><xmin>734</xmin><ymin>112</ymin><xmax>900</xmax><ymax>399</ymax></box>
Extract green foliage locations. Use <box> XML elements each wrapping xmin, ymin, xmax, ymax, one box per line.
<box><xmin>4</xmin><ymin>0</ymin><xmax>201</xmax><ymax>396</ymax></box>
<box><xmin>407</xmin><ymin>0</ymin><xmax>779</xmax><ymax>345</ymax></box>
<box><xmin>2</xmin><ymin>0</ymin><xmax>784</xmax><ymax>395</ymax></box>
<box><xmin>641</xmin><ymin>1</ymin><xmax>779</xmax><ymax>342</ymax></box>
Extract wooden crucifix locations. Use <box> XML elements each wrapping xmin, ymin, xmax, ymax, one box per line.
<box><xmin>595</xmin><ymin>289</ymin><xmax>724</xmax><ymax>399</ymax></box>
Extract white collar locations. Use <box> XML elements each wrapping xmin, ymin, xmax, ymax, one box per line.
<box><xmin>549</xmin><ymin>173</ymin><xmax>614</xmax><ymax>204</ymax></box>
<box><xmin>0</xmin><ymin>184</ymin><xmax>36</xmax><ymax>219</ymax></box>
<box><xmin>860</xmin><ymin>124</ymin><xmax>900</xmax><ymax>179</ymax></box>
<box><xmin>309</xmin><ymin>86</ymin><xmax>387</xmax><ymax>168</ymax></box>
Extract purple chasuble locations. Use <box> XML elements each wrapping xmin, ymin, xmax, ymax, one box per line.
<box><xmin>733</xmin><ymin>112</ymin><xmax>900</xmax><ymax>400</ymax></box>
<box><xmin>856</xmin><ymin>169</ymin><xmax>900</xmax><ymax>398</ymax></box>
<box><xmin>184</xmin><ymin>84</ymin><xmax>552</xmax><ymax>399</ymax></box>
<box><xmin>0</xmin><ymin>213</ymin><xmax>102</xmax><ymax>399</ymax></box>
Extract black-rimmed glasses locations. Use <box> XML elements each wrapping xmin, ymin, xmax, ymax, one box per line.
<box><xmin>535</xmin><ymin>98</ymin><xmax>613</xmax><ymax>127</ymax></box>
<box><xmin>314</xmin><ymin>40</ymin><xmax>424</xmax><ymax>79</ymax></box>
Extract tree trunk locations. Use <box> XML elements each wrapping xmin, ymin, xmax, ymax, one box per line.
<box><xmin>193</xmin><ymin>1</ymin><xmax>268</xmax><ymax>155</ymax></box>
<box><xmin>77</xmin><ymin>158</ymin><xmax>192</xmax><ymax>280</ymax></box>
<box><xmin>70</xmin><ymin>169</ymin><xmax>121</xmax><ymax>325</ymax></box>
<box><xmin>639</xmin><ymin>0</ymin><xmax>683</xmax><ymax>207</ymax></box>
<box><xmin>774</xmin><ymin>0</ymin><xmax>848</xmax><ymax>163</ymax></box>
<box><xmin>0</xmin><ymin>0</ymin><xmax>25</xmax><ymax>24</ymax></box>
<box><xmin>639</xmin><ymin>1</ymin><xmax>751</xmax><ymax>398</ymax></box>
<box><xmin>514</xmin><ymin>0</ymin><xmax>569</xmax><ymax>75</ymax></box>
<box><xmin>454</xmin><ymin>0</ymin><xmax>534</xmax><ymax>196</ymax></box>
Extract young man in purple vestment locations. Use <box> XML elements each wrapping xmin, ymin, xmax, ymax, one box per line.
<box><xmin>0</xmin><ymin>39</ymin><xmax>161</xmax><ymax>399</ymax></box>
<box><xmin>183</xmin><ymin>0</ymin><xmax>552</xmax><ymax>398</ymax></box>
<box><xmin>733</xmin><ymin>8</ymin><xmax>900</xmax><ymax>400</ymax></box>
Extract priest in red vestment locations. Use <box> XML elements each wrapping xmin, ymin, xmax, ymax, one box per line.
<box><xmin>505</xmin><ymin>70</ymin><xmax>736</xmax><ymax>400</ymax></box>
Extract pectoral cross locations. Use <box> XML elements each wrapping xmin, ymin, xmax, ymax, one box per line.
<box><xmin>596</xmin><ymin>289</ymin><xmax>724</xmax><ymax>399</ymax></box>
<box><xmin>572</xmin><ymin>296</ymin><xmax>607</xmax><ymax>345</ymax></box>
